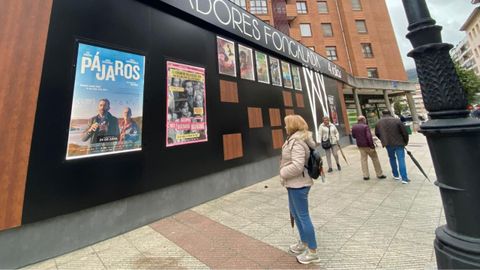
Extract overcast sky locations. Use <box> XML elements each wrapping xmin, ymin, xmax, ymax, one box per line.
<box><xmin>385</xmin><ymin>0</ymin><xmax>476</xmax><ymax>70</ymax></box>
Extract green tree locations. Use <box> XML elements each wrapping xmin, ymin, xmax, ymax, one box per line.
<box><xmin>393</xmin><ymin>97</ymin><xmax>408</xmax><ymax>116</ymax></box>
<box><xmin>455</xmin><ymin>63</ymin><xmax>480</xmax><ymax>105</ymax></box>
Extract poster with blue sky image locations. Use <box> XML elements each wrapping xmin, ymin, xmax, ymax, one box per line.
<box><xmin>66</xmin><ymin>43</ymin><xmax>145</xmax><ymax>160</ymax></box>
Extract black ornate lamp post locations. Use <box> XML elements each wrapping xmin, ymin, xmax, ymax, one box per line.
<box><xmin>401</xmin><ymin>0</ymin><xmax>480</xmax><ymax>268</ymax></box>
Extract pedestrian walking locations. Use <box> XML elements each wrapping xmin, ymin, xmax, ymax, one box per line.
<box><xmin>375</xmin><ymin>110</ymin><xmax>410</xmax><ymax>184</ymax></box>
<box><xmin>351</xmin><ymin>116</ymin><xmax>386</xmax><ymax>181</ymax></box>
<box><xmin>319</xmin><ymin>116</ymin><xmax>341</xmax><ymax>172</ymax></box>
<box><xmin>280</xmin><ymin>115</ymin><xmax>320</xmax><ymax>265</ymax></box>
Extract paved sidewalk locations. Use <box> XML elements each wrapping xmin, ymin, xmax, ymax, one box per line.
<box><xmin>25</xmin><ymin>134</ymin><xmax>443</xmax><ymax>269</ymax></box>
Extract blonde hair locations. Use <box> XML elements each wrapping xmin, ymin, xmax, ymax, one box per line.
<box><xmin>284</xmin><ymin>115</ymin><xmax>309</xmax><ymax>137</ymax></box>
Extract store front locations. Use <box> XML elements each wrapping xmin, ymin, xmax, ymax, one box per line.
<box><xmin>0</xmin><ymin>0</ymin><xmax>415</xmax><ymax>268</ymax></box>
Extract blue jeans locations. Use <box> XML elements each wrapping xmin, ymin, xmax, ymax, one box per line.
<box><xmin>386</xmin><ymin>146</ymin><xmax>408</xmax><ymax>180</ymax></box>
<box><xmin>287</xmin><ymin>187</ymin><xmax>317</xmax><ymax>249</ymax></box>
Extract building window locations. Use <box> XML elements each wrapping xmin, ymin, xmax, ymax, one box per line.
<box><xmin>351</xmin><ymin>0</ymin><xmax>362</xmax><ymax>10</ymax></box>
<box><xmin>356</xmin><ymin>20</ymin><xmax>368</xmax><ymax>33</ymax></box>
<box><xmin>367</xmin><ymin>68</ymin><xmax>379</xmax><ymax>78</ymax></box>
<box><xmin>317</xmin><ymin>1</ymin><xmax>328</xmax><ymax>13</ymax></box>
<box><xmin>361</xmin><ymin>43</ymin><xmax>374</xmax><ymax>58</ymax></box>
<box><xmin>229</xmin><ymin>0</ymin><xmax>246</xmax><ymax>9</ymax></box>
<box><xmin>300</xmin><ymin>23</ymin><xmax>312</xmax><ymax>37</ymax></box>
<box><xmin>308</xmin><ymin>46</ymin><xmax>315</xmax><ymax>51</ymax></box>
<box><xmin>326</xmin><ymin>46</ymin><xmax>338</xmax><ymax>61</ymax></box>
<box><xmin>296</xmin><ymin>1</ymin><xmax>308</xmax><ymax>14</ymax></box>
<box><xmin>321</xmin><ymin>23</ymin><xmax>333</xmax><ymax>37</ymax></box>
<box><xmin>250</xmin><ymin>0</ymin><xmax>267</xmax><ymax>14</ymax></box>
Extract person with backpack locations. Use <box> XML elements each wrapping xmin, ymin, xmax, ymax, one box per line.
<box><xmin>280</xmin><ymin>115</ymin><xmax>320</xmax><ymax>265</ymax></box>
<box><xmin>319</xmin><ymin>116</ymin><xmax>340</xmax><ymax>172</ymax></box>
<box><xmin>351</xmin><ymin>115</ymin><xmax>386</xmax><ymax>181</ymax></box>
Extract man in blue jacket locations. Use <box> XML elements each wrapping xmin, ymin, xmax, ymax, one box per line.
<box><xmin>352</xmin><ymin>116</ymin><xmax>386</xmax><ymax>181</ymax></box>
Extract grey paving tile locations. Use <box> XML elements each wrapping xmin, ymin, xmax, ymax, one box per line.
<box><xmin>95</xmin><ymin>245</ymin><xmax>143</xmax><ymax>269</ymax></box>
<box><xmin>325</xmin><ymin>252</ymin><xmax>377</xmax><ymax>269</ymax></box>
<box><xmin>91</xmin><ymin>235</ymin><xmax>132</xmax><ymax>253</ymax></box>
<box><xmin>378</xmin><ymin>250</ymin><xmax>434</xmax><ymax>270</ymax></box>
<box><xmin>386</xmin><ymin>238</ymin><xmax>434</xmax><ymax>261</ymax></box>
<box><xmin>339</xmin><ymin>239</ymin><xmax>386</xmax><ymax>265</ymax></box>
<box><xmin>56</xmin><ymin>252</ymin><xmax>105</xmax><ymax>270</ymax></box>
<box><xmin>394</xmin><ymin>226</ymin><xmax>435</xmax><ymax>247</ymax></box>
<box><xmin>339</xmin><ymin>206</ymin><xmax>375</xmax><ymax>220</ymax></box>
<box><xmin>316</xmin><ymin>229</ymin><xmax>350</xmax><ymax>251</ymax></box>
<box><xmin>237</xmin><ymin>221</ymin><xmax>279</xmax><ymax>240</ymax></box>
<box><xmin>22</xmin><ymin>259</ymin><xmax>58</xmax><ymax>270</ymax></box>
<box><xmin>54</xmin><ymin>247</ymin><xmax>96</xmax><ymax>266</ymax></box>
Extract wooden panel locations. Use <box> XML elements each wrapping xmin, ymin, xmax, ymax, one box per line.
<box><xmin>282</xmin><ymin>91</ymin><xmax>293</xmax><ymax>107</ymax></box>
<box><xmin>220</xmin><ymin>80</ymin><xmax>239</xmax><ymax>103</ymax></box>
<box><xmin>223</xmin><ymin>133</ymin><xmax>243</xmax><ymax>160</ymax></box>
<box><xmin>285</xmin><ymin>109</ymin><xmax>295</xmax><ymax>116</ymax></box>
<box><xmin>295</xmin><ymin>93</ymin><xmax>305</xmax><ymax>108</ymax></box>
<box><xmin>272</xmin><ymin>129</ymin><xmax>284</xmax><ymax>149</ymax></box>
<box><xmin>247</xmin><ymin>107</ymin><xmax>263</xmax><ymax>128</ymax></box>
<box><xmin>269</xmin><ymin>108</ymin><xmax>282</xmax><ymax>127</ymax></box>
<box><xmin>0</xmin><ymin>0</ymin><xmax>53</xmax><ymax>230</ymax></box>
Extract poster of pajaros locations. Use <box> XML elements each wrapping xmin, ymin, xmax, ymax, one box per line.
<box><xmin>166</xmin><ymin>61</ymin><xmax>208</xmax><ymax>147</ymax></box>
<box><xmin>66</xmin><ymin>43</ymin><xmax>145</xmax><ymax>160</ymax></box>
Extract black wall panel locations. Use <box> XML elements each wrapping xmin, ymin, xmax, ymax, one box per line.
<box><xmin>23</xmin><ymin>0</ymin><xmax>344</xmax><ymax>223</ymax></box>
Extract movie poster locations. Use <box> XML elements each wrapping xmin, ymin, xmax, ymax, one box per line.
<box><xmin>281</xmin><ymin>61</ymin><xmax>293</xmax><ymax>89</ymax></box>
<box><xmin>66</xmin><ymin>43</ymin><xmax>145</xmax><ymax>160</ymax></box>
<box><xmin>166</xmin><ymin>61</ymin><xmax>208</xmax><ymax>147</ymax></box>
<box><xmin>217</xmin><ymin>36</ymin><xmax>236</xmax><ymax>77</ymax></box>
<box><xmin>255</xmin><ymin>51</ymin><xmax>270</xmax><ymax>84</ymax></box>
<box><xmin>328</xmin><ymin>95</ymin><xmax>339</xmax><ymax>125</ymax></box>
<box><xmin>269</xmin><ymin>56</ymin><xmax>282</xmax><ymax>86</ymax></box>
<box><xmin>292</xmin><ymin>65</ymin><xmax>302</xmax><ymax>91</ymax></box>
<box><xmin>238</xmin><ymin>45</ymin><xmax>255</xmax><ymax>81</ymax></box>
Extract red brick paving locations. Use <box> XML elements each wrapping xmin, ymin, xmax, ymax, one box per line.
<box><xmin>150</xmin><ymin>210</ymin><xmax>321</xmax><ymax>269</ymax></box>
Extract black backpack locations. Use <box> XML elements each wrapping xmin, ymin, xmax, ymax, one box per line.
<box><xmin>305</xmin><ymin>147</ymin><xmax>323</xmax><ymax>180</ymax></box>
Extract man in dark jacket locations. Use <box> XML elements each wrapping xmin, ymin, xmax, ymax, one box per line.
<box><xmin>375</xmin><ymin>110</ymin><xmax>409</xmax><ymax>184</ymax></box>
<box><xmin>82</xmin><ymin>98</ymin><xmax>120</xmax><ymax>154</ymax></box>
<box><xmin>352</xmin><ymin>116</ymin><xmax>386</xmax><ymax>181</ymax></box>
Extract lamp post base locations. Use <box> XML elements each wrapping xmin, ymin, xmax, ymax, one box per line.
<box><xmin>435</xmin><ymin>226</ymin><xmax>480</xmax><ymax>269</ymax></box>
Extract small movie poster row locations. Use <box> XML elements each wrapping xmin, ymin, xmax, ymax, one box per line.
<box><xmin>66</xmin><ymin>43</ymin><xmax>208</xmax><ymax>160</ymax></box>
<box><xmin>216</xmin><ymin>36</ymin><xmax>302</xmax><ymax>91</ymax></box>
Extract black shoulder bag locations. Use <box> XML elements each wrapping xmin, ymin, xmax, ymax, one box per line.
<box><xmin>321</xmin><ymin>125</ymin><xmax>332</xmax><ymax>149</ymax></box>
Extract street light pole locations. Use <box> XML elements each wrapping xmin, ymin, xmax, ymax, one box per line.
<box><xmin>401</xmin><ymin>0</ymin><xmax>480</xmax><ymax>268</ymax></box>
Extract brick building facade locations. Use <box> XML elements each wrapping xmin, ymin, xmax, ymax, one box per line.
<box><xmin>230</xmin><ymin>0</ymin><xmax>407</xmax><ymax>80</ymax></box>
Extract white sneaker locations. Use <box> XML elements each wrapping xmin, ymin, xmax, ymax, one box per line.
<box><xmin>393</xmin><ymin>176</ymin><xmax>401</xmax><ymax>180</ymax></box>
<box><xmin>296</xmin><ymin>250</ymin><xmax>321</xmax><ymax>264</ymax></box>
<box><xmin>289</xmin><ymin>241</ymin><xmax>307</xmax><ymax>254</ymax></box>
